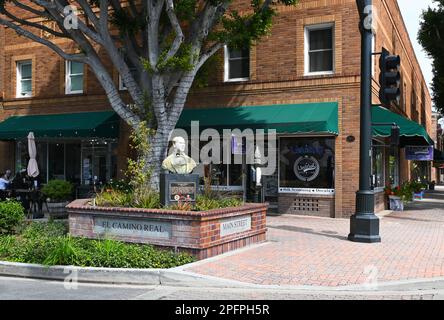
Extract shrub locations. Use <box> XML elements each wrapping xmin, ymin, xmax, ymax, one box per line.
<box><xmin>132</xmin><ymin>187</ymin><xmax>161</xmax><ymax>209</ymax></box>
<box><xmin>95</xmin><ymin>189</ymin><xmax>133</xmax><ymax>207</ymax></box>
<box><xmin>195</xmin><ymin>195</ymin><xmax>243</xmax><ymax>211</ymax></box>
<box><xmin>43</xmin><ymin>236</ymin><xmax>82</xmax><ymax>266</ymax></box>
<box><xmin>41</xmin><ymin>180</ymin><xmax>73</xmax><ymax>202</ymax></box>
<box><xmin>0</xmin><ymin>200</ymin><xmax>25</xmax><ymax>235</ymax></box>
<box><xmin>0</xmin><ymin>221</ymin><xmax>195</xmax><ymax>268</ymax></box>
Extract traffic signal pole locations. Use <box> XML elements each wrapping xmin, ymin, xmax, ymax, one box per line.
<box><xmin>348</xmin><ymin>0</ymin><xmax>381</xmax><ymax>243</ymax></box>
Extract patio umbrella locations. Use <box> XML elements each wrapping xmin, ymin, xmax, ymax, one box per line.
<box><xmin>27</xmin><ymin>132</ymin><xmax>39</xmax><ymax>178</ymax></box>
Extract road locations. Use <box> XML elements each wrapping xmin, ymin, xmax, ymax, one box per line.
<box><xmin>0</xmin><ymin>276</ymin><xmax>443</xmax><ymax>300</ymax></box>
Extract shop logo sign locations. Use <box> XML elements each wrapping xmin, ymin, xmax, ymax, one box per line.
<box><xmin>294</xmin><ymin>156</ymin><xmax>320</xmax><ymax>182</ymax></box>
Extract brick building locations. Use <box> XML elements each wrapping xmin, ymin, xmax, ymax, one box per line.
<box><xmin>0</xmin><ymin>0</ymin><xmax>434</xmax><ymax>217</ymax></box>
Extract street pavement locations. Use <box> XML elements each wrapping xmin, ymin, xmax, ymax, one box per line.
<box><xmin>185</xmin><ymin>187</ymin><xmax>444</xmax><ymax>287</ymax></box>
<box><xmin>1</xmin><ymin>187</ymin><xmax>444</xmax><ymax>300</ymax></box>
<box><xmin>0</xmin><ymin>276</ymin><xmax>442</xmax><ymax>300</ymax></box>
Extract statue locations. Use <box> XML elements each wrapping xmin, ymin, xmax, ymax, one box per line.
<box><xmin>162</xmin><ymin>137</ymin><xmax>197</xmax><ymax>174</ymax></box>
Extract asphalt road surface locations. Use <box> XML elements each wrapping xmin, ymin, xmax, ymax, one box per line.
<box><xmin>0</xmin><ymin>276</ymin><xmax>443</xmax><ymax>300</ymax></box>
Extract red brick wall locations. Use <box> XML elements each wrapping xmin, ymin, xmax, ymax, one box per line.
<box><xmin>0</xmin><ymin>0</ymin><xmax>433</xmax><ymax>218</ymax></box>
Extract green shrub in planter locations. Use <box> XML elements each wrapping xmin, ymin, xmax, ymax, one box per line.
<box><xmin>41</xmin><ymin>180</ymin><xmax>73</xmax><ymax>202</ymax></box>
<box><xmin>0</xmin><ymin>200</ymin><xmax>25</xmax><ymax>235</ymax></box>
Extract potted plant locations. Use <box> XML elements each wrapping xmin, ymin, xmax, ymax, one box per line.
<box><xmin>41</xmin><ymin>180</ymin><xmax>73</xmax><ymax>219</ymax></box>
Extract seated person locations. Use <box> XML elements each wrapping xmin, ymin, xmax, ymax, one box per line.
<box><xmin>11</xmin><ymin>169</ymin><xmax>30</xmax><ymax>189</ymax></box>
<box><xmin>0</xmin><ymin>173</ymin><xmax>10</xmax><ymax>191</ymax></box>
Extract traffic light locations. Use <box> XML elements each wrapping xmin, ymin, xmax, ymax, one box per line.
<box><xmin>379</xmin><ymin>48</ymin><xmax>401</xmax><ymax>106</ymax></box>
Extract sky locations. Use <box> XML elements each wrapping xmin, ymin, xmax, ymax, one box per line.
<box><xmin>397</xmin><ymin>0</ymin><xmax>436</xmax><ymax>96</ymax></box>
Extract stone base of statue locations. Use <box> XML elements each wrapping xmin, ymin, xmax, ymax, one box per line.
<box><xmin>160</xmin><ymin>173</ymin><xmax>200</xmax><ymax>207</ymax></box>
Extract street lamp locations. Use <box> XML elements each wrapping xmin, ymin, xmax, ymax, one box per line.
<box><xmin>348</xmin><ymin>0</ymin><xmax>381</xmax><ymax>243</ymax></box>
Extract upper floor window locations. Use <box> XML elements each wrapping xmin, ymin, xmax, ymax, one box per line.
<box><xmin>224</xmin><ymin>46</ymin><xmax>250</xmax><ymax>82</ymax></box>
<box><xmin>66</xmin><ymin>61</ymin><xmax>84</xmax><ymax>94</ymax></box>
<box><xmin>305</xmin><ymin>23</ymin><xmax>334</xmax><ymax>75</ymax></box>
<box><xmin>16</xmin><ymin>60</ymin><xmax>32</xmax><ymax>98</ymax></box>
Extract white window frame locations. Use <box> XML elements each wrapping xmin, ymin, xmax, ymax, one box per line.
<box><xmin>304</xmin><ymin>23</ymin><xmax>335</xmax><ymax>76</ymax></box>
<box><xmin>16</xmin><ymin>60</ymin><xmax>32</xmax><ymax>98</ymax></box>
<box><xmin>224</xmin><ymin>45</ymin><xmax>250</xmax><ymax>82</ymax></box>
<box><xmin>65</xmin><ymin>60</ymin><xmax>84</xmax><ymax>94</ymax></box>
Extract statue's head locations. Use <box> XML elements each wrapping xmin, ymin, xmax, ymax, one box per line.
<box><xmin>172</xmin><ymin>136</ymin><xmax>186</xmax><ymax>153</ymax></box>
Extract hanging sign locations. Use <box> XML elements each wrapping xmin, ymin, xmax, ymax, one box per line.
<box><xmin>405</xmin><ymin>146</ymin><xmax>433</xmax><ymax>161</ymax></box>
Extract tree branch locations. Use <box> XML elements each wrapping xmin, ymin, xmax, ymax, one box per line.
<box><xmin>0</xmin><ymin>17</ymin><xmax>86</xmax><ymax>62</ymax></box>
<box><xmin>164</xmin><ymin>0</ymin><xmax>184</xmax><ymax>60</ymax></box>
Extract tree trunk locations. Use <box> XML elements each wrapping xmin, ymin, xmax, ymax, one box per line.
<box><xmin>144</xmin><ymin>128</ymin><xmax>172</xmax><ymax>190</ymax></box>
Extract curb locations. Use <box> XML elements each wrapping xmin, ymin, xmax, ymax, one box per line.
<box><xmin>2</xmin><ymin>260</ymin><xmax>444</xmax><ymax>293</ymax></box>
<box><xmin>0</xmin><ymin>261</ymin><xmax>248</xmax><ymax>288</ymax></box>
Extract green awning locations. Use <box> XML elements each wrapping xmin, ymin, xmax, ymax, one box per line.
<box><xmin>177</xmin><ymin>102</ymin><xmax>339</xmax><ymax>134</ymax></box>
<box><xmin>372</xmin><ymin>106</ymin><xmax>434</xmax><ymax>146</ymax></box>
<box><xmin>0</xmin><ymin>111</ymin><xmax>119</xmax><ymax>140</ymax></box>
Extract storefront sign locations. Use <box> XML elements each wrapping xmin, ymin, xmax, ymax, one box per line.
<box><xmin>279</xmin><ymin>187</ymin><xmax>335</xmax><ymax>195</ymax></box>
<box><xmin>169</xmin><ymin>182</ymin><xmax>197</xmax><ymax>202</ymax></box>
<box><xmin>220</xmin><ymin>215</ymin><xmax>252</xmax><ymax>237</ymax></box>
<box><xmin>263</xmin><ymin>174</ymin><xmax>278</xmax><ymax>197</ymax></box>
<box><xmin>293</xmin><ymin>156</ymin><xmax>320</xmax><ymax>182</ymax></box>
<box><xmin>405</xmin><ymin>146</ymin><xmax>434</xmax><ymax>161</ymax></box>
<box><xmin>94</xmin><ymin>218</ymin><xmax>172</xmax><ymax>239</ymax></box>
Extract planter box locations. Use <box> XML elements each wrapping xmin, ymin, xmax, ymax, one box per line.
<box><xmin>45</xmin><ymin>201</ymin><xmax>70</xmax><ymax>219</ymax></box>
<box><xmin>67</xmin><ymin>199</ymin><xmax>268</xmax><ymax>260</ymax></box>
<box><xmin>389</xmin><ymin>196</ymin><xmax>404</xmax><ymax>211</ymax></box>
<box><xmin>413</xmin><ymin>191</ymin><xmax>424</xmax><ymax>201</ymax></box>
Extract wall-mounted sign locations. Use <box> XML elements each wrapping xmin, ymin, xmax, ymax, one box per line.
<box><xmin>220</xmin><ymin>215</ymin><xmax>252</xmax><ymax>237</ymax></box>
<box><xmin>279</xmin><ymin>187</ymin><xmax>335</xmax><ymax>195</ymax></box>
<box><xmin>169</xmin><ymin>182</ymin><xmax>197</xmax><ymax>202</ymax></box>
<box><xmin>94</xmin><ymin>217</ymin><xmax>172</xmax><ymax>239</ymax></box>
<box><xmin>293</xmin><ymin>156</ymin><xmax>320</xmax><ymax>182</ymax></box>
<box><xmin>263</xmin><ymin>174</ymin><xmax>278</xmax><ymax>197</ymax></box>
<box><xmin>405</xmin><ymin>146</ymin><xmax>434</xmax><ymax>161</ymax></box>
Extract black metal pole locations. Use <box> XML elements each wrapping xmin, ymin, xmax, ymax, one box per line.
<box><xmin>348</xmin><ymin>0</ymin><xmax>381</xmax><ymax>243</ymax></box>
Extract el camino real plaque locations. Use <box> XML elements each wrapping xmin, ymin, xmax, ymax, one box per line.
<box><xmin>94</xmin><ymin>217</ymin><xmax>172</xmax><ymax>239</ymax></box>
<box><xmin>220</xmin><ymin>215</ymin><xmax>252</xmax><ymax>237</ymax></box>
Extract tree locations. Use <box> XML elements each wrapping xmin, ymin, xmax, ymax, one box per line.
<box><xmin>0</xmin><ymin>0</ymin><xmax>298</xmax><ymax>189</ymax></box>
<box><xmin>418</xmin><ymin>0</ymin><xmax>444</xmax><ymax>114</ymax></box>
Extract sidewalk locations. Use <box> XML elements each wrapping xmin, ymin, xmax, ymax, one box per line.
<box><xmin>182</xmin><ymin>187</ymin><xmax>444</xmax><ymax>288</ymax></box>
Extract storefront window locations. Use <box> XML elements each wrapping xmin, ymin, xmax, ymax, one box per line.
<box><xmin>81</xmin><ymin>140</ymin><xmax>118</xmax><ymax>186</ymax></box>
<box><xmin>372</xmin><ymin>145</ymin><xmax>385</xmax><ymax>189</ymax></box>
<box><xmin>389</xmin><ymin>152</ymin><xmax>399</xmax><ymax>187</ymax></box>
<box><xmin>48</xmin><ymin>143</ymin><xmax>65</xmax><ymax>180</ymax></box>
<box><xmin>279</xmin><ymin>137</ymin><xmax>335</xmax><ymax>193</ymax></box>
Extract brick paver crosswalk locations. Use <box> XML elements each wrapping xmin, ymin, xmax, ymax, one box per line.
<box><xmin>185</xmin><ymin>188</ymin><xmax>444</xmax><ymax>287</ymax></box>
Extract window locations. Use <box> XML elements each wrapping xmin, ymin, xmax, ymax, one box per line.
<box><xmin>16</xmin><ymin>60</ymin><xmax>32</xmax><ymax>98</ymax></box>
<box><xmin>118</xmin><ymin>49</ymin><xmax>138</xmax><ymax>90</ymax></box>
<box><xmin>372</xmin><ymin>144</ymin><xmax>385</xmax><ymax>189</ymax></box>
<box><xmin>224</xmin><ymin>46</ymin><xmax>250</xmax><ymax>82</ymax></box>
<box><xmin>305</xmin><ymin>24</ymin><xmax>334</xmax><ymax>75</ymax></box>
<box><xmin>279</xmin><ymin>137</ymin><xmax>335</xmax><ymax>193</ymax></box>
<box><xmin>66</xmin><ymin>61</ymin><xmax>84</xmax><ymax>94</ymax></box>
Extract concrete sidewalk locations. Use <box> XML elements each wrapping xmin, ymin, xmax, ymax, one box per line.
<box><xmin>183</xmin><ymin>187</ymin><xmax>444</xmax><ymax>288</ymax></box>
